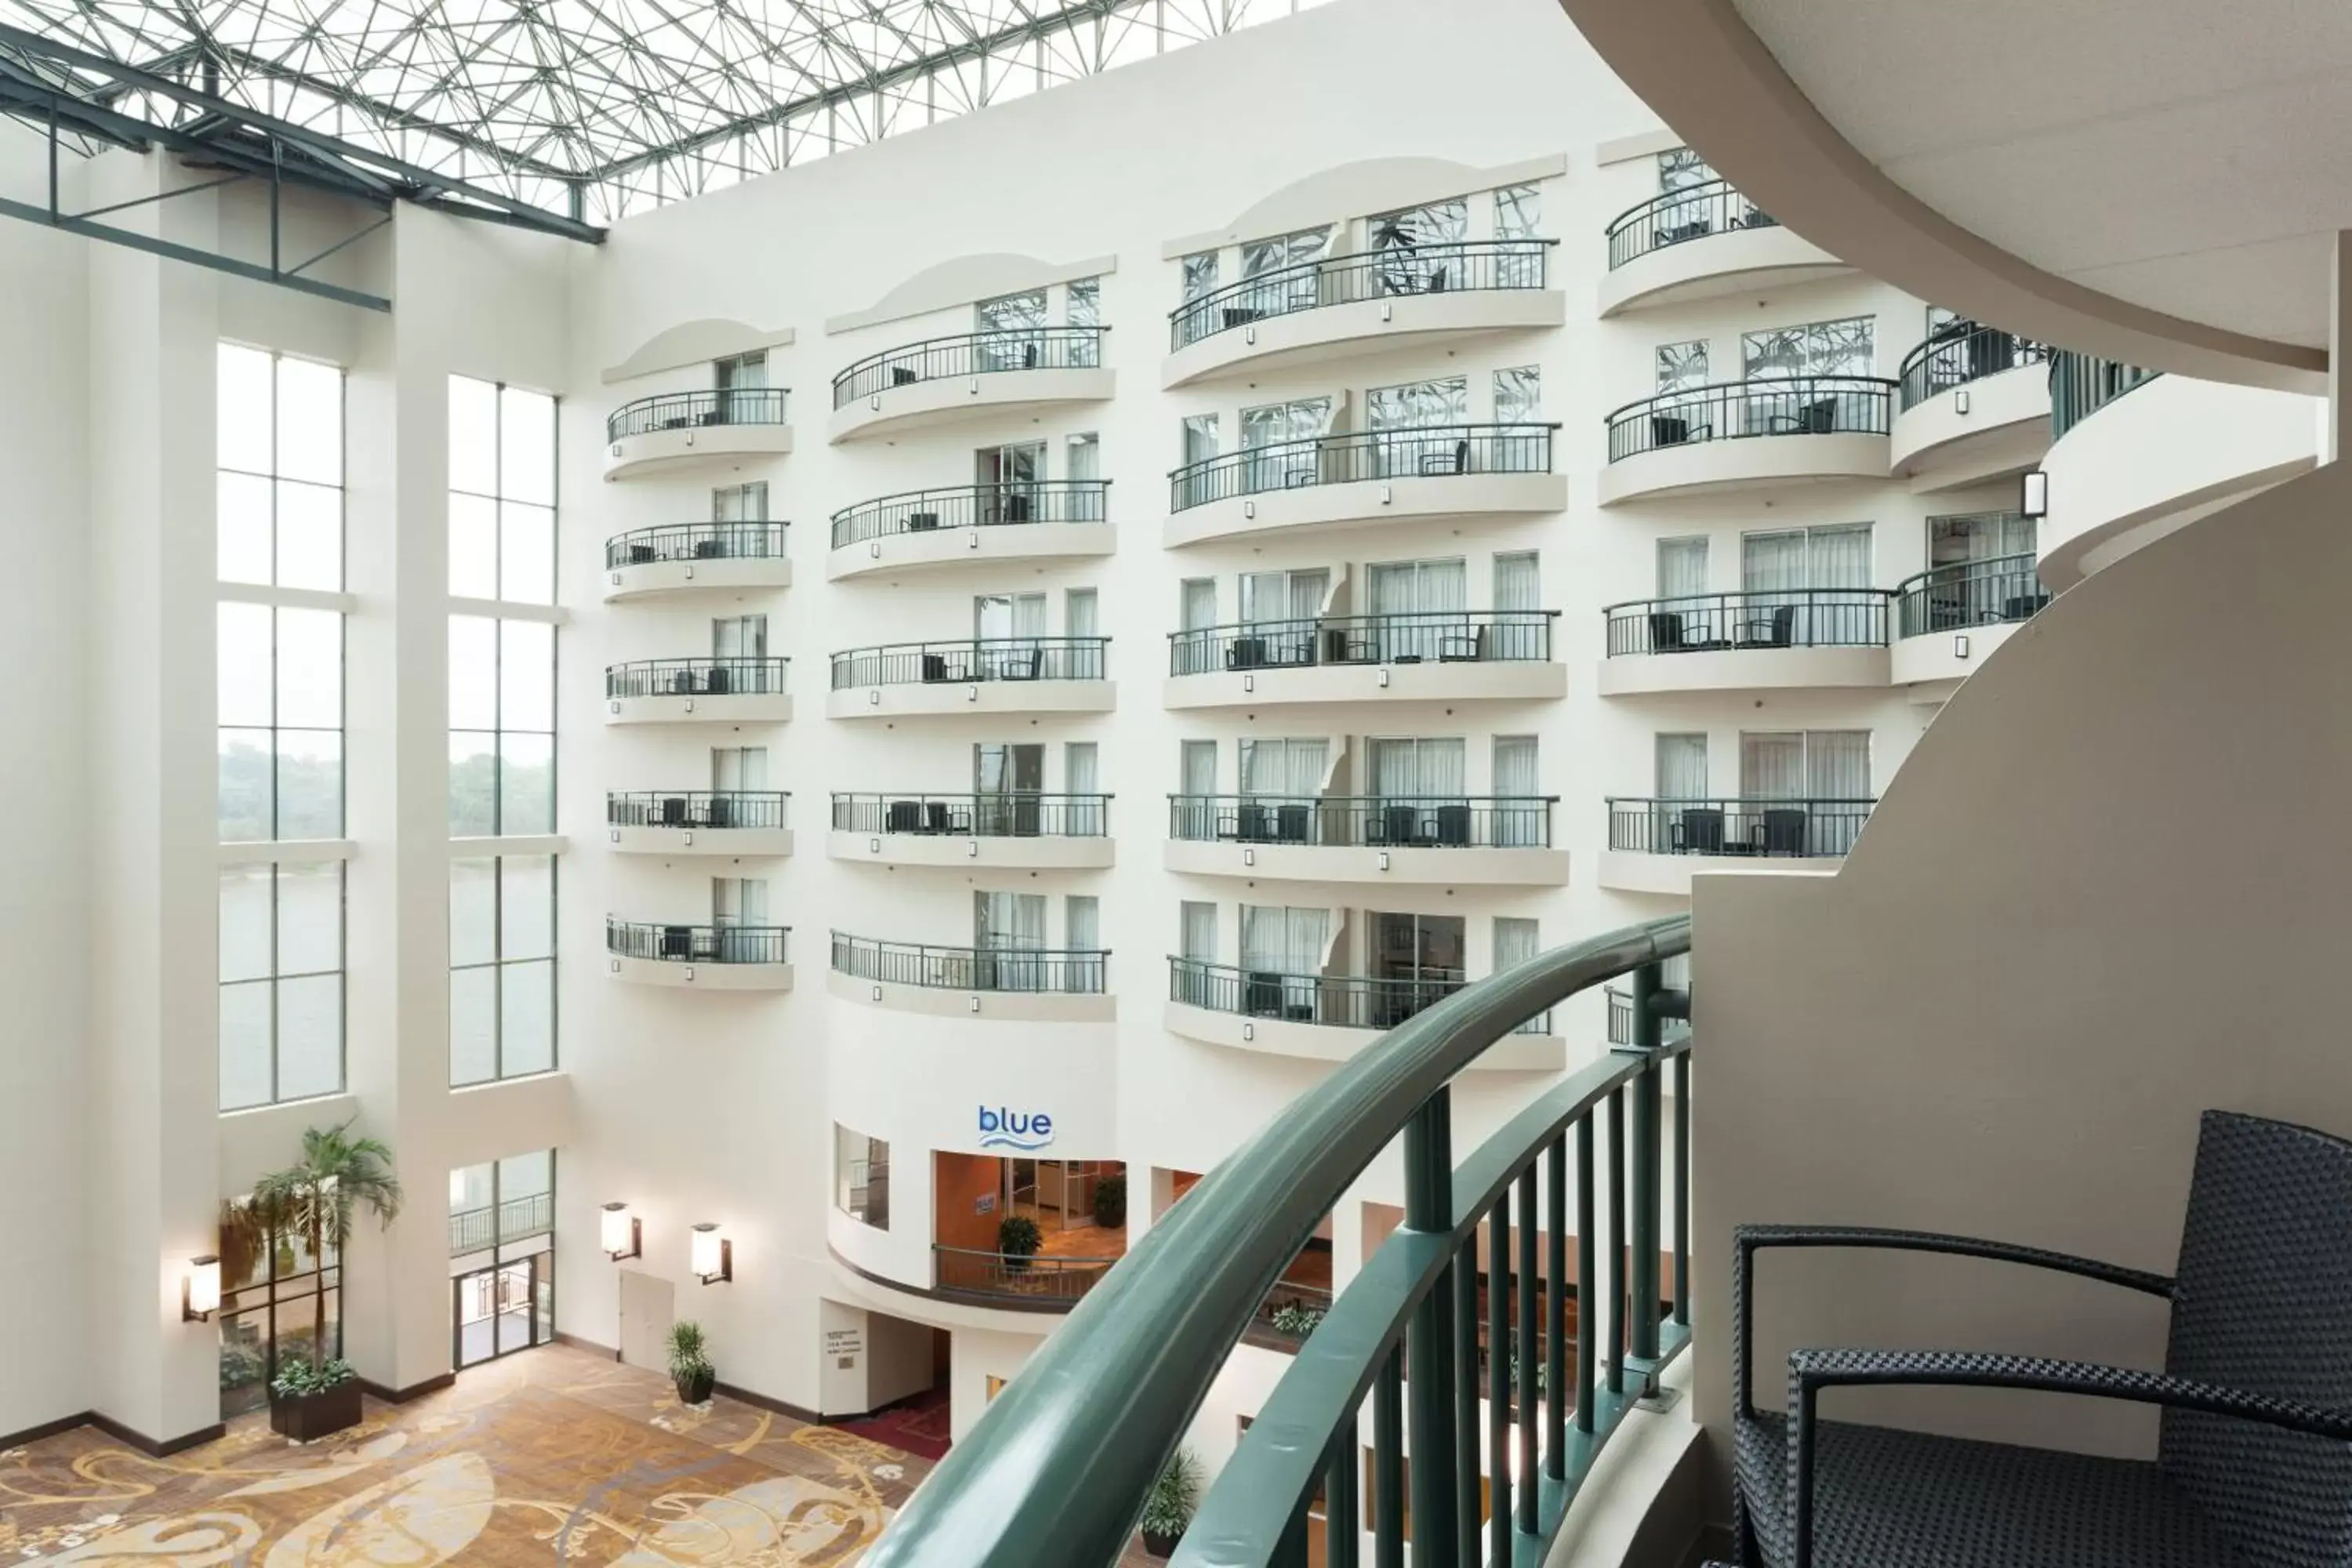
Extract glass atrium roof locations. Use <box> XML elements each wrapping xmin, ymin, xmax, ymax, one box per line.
<box><xmin>0</xmin><ymin>0</ymin><xmax>1323</xmax><ymax>226</ymax></box>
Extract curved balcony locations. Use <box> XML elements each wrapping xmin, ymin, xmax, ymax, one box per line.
<box><xmin>1890</xmin><ymin>554</ymin><xmax>2049</xmax><ymax>689</ymax></box>
<box><xmin>931</xmin><ymin>1244</ymin><xmax>1118</xmax><ymax>1312</ymax></box>
<box><xmin>828</xmin><ymin>792</ymin><xmax>1115</xmax><ymax>869</ymax></box>
<box><xmin>825</xmin><ymin>637</ymin><xmax>1113</xmax><ymax>719</ymax></box>
<box><xmin>1598</xmin><ymin>796</ymin><xmax>1874</xmax><ymax>893</ymax></box>
<box><xmin>1890</xmin><ymin>327</ymin><xmax>2052</xmax><ymax>488</ymax></box>
<box><xmin>605</xmin><ymin>919</ymin><xmax>792</xmax><ymax>989</ymax></box>
<box><xmin>827</xmin><ymin>327</ymin><xmax>1112</xmax><ymax>443</ymax></box>
<box><xmin>828</xmin><ymin>933</ymin><xmax>1114</xmax><ymax>1022</ymax></box>
<box><xmin>1163</xmin><ymin>240</ymin><xmax>1563</xmax><ymax>388</ymax></box>
<box><xmin>1164</xmin><ymin>609</ymin><xmax>1563</xmax><ymax>709</ymax></box>
<box><xmin>1600</xmin><ymin>376</ymin><xmax>1897</xmax><ymax>503</ymax></box>
<box><xmin>603</xmin><ymin>521</ymin><xmax>791</xmax><ymax>601</ymax></box>
<box><xmin>605</xmin><ymin>790</ymin><xmax>793</xmax><ymax>856</ymax></box>
<box><xmin>827</xmin><ymin>481</ymin><xmax>1112</xmax><ymax>581</ymax></box>
<box><xmin>1599</xmin><ymin>179</ymin><xmax>1849</xmax><ymax>316</ymax></box>
<box><xmin>1162</xmin><ymin>795</ymin><xmax>1566</xmax><ymax>886</ymax></box>
<box><xmin>1599</xmin><ymin>590</ymin><xmax>1890</xmax><ymax>695</ymax></box>
<box><xmin>604</xmin><ymin>657</ymin><xmax>791</xmax><ymax>724</ymax></box>
<box><xmin>601</xmin><ymin>389</ymin><xmax>792</xmax><ymax>481</ymax></box>
<box><xmin>1163</xmin><ymin>957</ymin><xmax>1560</xmax><ymax>1068</ymax></box>
<box><xmin>1165</xmin><ymin>423</ymin><xmax>1563</xmax><ymax>547</ymax></box>
<box><xmin>2042</xmin><ymin>355</ymin><xmax>2316</xmax><ymax>588</ymax></box>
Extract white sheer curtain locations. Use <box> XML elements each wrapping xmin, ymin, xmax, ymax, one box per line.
<box><xmin>1492</xmin><ymin>735</ymin><xmax>1539</xmax><ymax>848</ymax></box>
<box><xmin>1065</xmin><ymin>895</ymin><xmax>1099</xmax><ymax>952</ymax></box>
<box><xmin>1655</xmin><ymin>733</ymin><xmax>1708</xmax><ymax>797</ymax></box>
<box><xmin>1065</xmin><ymin>588</ymin><xmax>1098</xmax><ymax>639</ymax></box>
<box><xmin>1180</xmin><ymin>579</ymin><xmax>1216</xmax><ymax>630</ymax></box>
<box><xmin>1740</xmin><ymin>733</ymin><xmax>1806</xmax><ymax>800</ymax></box>
<box><xmin>1495</xmin><ymin>916</ymin><xmax>1545</xmax><ymax>1032</ymax></box>
<box><xmin>1493</xmin><ymin>551</ymin><xmax>1539</xmax><ymax>610</ymax></box>
<box><xmin>1064</xmin><ymin>742</ymin><xmax>1100</xmax><ymax>835</ymax></box>
<box><xmin>1180</xmin><ymin>901</ymin><xmax>1217</xmax><ymax>961</ymax></box>
<box><xmin>1658</xmin><ymin>537</ymin><xmax>1709</xmax><ymax>599</ymax></box>
<box><xmin>1369</xmin><ymin>737</ymin><xmax>1464</xmax><ymax>799</ymax></box>
<box><xmin>1369</xmin><ymin>558</ymin><xmax>1466</xmax><ymax>659</ymax></box>
<box><xmin>1367</xmin><ymin>377</ymin><xmax>1470</xmax><ymax>480</ymax></box>
<box><xmin>1806</xmin><ymin>731</ymin><xmax>1871</xmax><ymax>797</ymax></box>
<box><xmin>1181</xmin><ymin>740</ymin><xmax>1217</xmax><ymax>796</ymax></box>
<box><xmin>1241</xmin><ymin>906</ymin><xmax>1330</xmax><ymax>1011</ymax></box>
<box><xmin>1242</xmin><ymin>398</ymin><xmax>1331</xmax><ymax>492</ymax></box>
<box><xmin>1740</xmin><ymin>532</ymin><xmax>1806</xmax><ymax>592</ymax></box>
<box><xmin>1809</xmin><ymin>524</ymin><xmax>1874</xmax><ymax>586</ymax></box>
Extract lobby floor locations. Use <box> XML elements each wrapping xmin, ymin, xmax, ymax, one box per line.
<box><xmin>0</xmin><ymin>1343</ymin><xmax>935</xmax><ymax>1564</ymax></box>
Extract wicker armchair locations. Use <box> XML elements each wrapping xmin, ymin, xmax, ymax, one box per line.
<box><xmin>1729</xmin><ymin>1110</ymin><xmax>2352</xmax><ymax>1568</ymax></box>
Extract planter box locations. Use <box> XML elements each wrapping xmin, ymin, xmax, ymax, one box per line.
<box><xmin>270</xmin><ymin>1381</ymin><xmax>363</xmax><ymax>1442</ymax></box>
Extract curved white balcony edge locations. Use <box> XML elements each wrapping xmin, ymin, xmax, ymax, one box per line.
<box><xmin>2040</xmin><ymin>376</ymin><xmax>2319</xmax><ymax>590</ymax></box>
<box><xmin>608</xmin><ymin>826</ymin><xmax>795</xmax><ymax>856</ymax></box>
<box><xmin>1599</xmin><ymin>432</ymin><xmax>1889</xmax><ymax>506</ymax></box>
<box><xmin>1890</xmin><ymin>621</ymin><xmax>2024</xmax><ymax>692</ymax></box>
<box><xmin>605</xmin><ymin>693</ymin><xmax>794</xmax><ymax>724</ymax></box>
<box><xmin>1596</xmin><ymin>849</ymin><xmax>1841</xmax><ymax>895</ymax></box>
<box><xmin>822</xmin><ymin>1251</ymin><xmax>1090</xmax><ymax>1333</ymax></box>
<box><xmin>825</xmin><ymin>681</ymin><xmax>1116</xmax><ymax>720</ymax></box>
<box><xmin>827</xmin><ymin>368</ymin><xmax>1116</xmax><ymax>444</ymax></box>
<box><xmin>1163</xmin><ymin>997</ymin><xmax>1564</xmax><ymax>1070</ymax></box>
<box><xmin>1165</xmin><ymin>472</ymin><xmax>1566</xmax><ymax>549</ymax></box>
<box><xmin>1596</xmin><ymin>645</ymin><xmax>1889</xmax><ymax>697</ymax></box>
<box><xmin>828</xmin><ymin>522</ymin><xmax>1115</xmax><ymax>582</ymax></box>
<box><xmin>1163</xmin><ymin>659</ymin><xmax>1565</xmax><ymax>710</ymax></box>
<box><xmin>1598</xmin><ymin>227</ymin><xmax>1849</xmax><ymax>318</ymax></box>
<box><xmin>1162</xmin><ymin>837</ymin><xmax>1569</xmax><ymax>887</ymax></box>
<box><xmin>603</xmin><ymin>556</ymin><xmax>794</xmax><ymax>602</ymax></box>
<box><xmin>1162</xmin><ymin>290</ymin><xmax>1566</xmax><ymax>390</ymax></box>
<box><xmin>607</xmin><ymin>953</ymin><xmax>794</xmax><ymax>989</ymax></box>
<box><xmin>1889</xmin><ymin>364</ymin><xmax>2050</xmax><ymax>491</ymax></box>
<box><xmin>824</xmin><ymin>966</ymin><xmax>1116</xmax><ymax>1023</ymax></box>
<box><xmin>601</xmin><ymin>423</ymin><xmax>793</xmax><ymax>481</ymax></box>
<box><xmin>826</xmin><ymin>829</ymin><xmax>1116</xmax><ymax>869</ymax></box>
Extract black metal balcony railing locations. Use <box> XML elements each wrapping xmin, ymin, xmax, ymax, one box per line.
<box><xmin>832</xmin><ymin>327</ymin><xmax>1108</xmax><ymax>408</ymax></box>
<box><xmin>829</xmin><ymin>481</ymin><xmax>1110</xmax><ymax>549</ymax></box>
<box><xmin>604</xmin><ymin>919</ymin><xmax>790</xmax><ymax>964</ymax></box>
<box><xmin>447</xmin><ymin>1189</ymin><xmax>553</xmax><ymax>1255</ymax></box>
<box><xmin>606</xmin><ymin>657</ymin><xmax>788</xmax><ymax>699</ymax></box>
<box><xmin>830</xmin><ymin>793</ymin><xmax>1110</xmax><ymax>837</ymax></box>
<box><xmin>1168</xmin><ymin>423</ymin><xmax>1557</xmax><ymax>514</ymax></box>
<box><xmin>1606</xmin><ymin>984</ymin><xmax>1691</xmax><ymax>1048</ymax></box>
<box><xmin>1896</xmin><ymin>325</ymin><xmax>2050</xmax><ymax>411</ymax></box>
<box><xmin>607</xmin><ymin>790</ymin><xmax>789</xmax><ymax>830</ymax></box>
<box><xmin>933</xmin><ymin>1243</ymin><xmax>1120</xmax><ymax>1306</ymax></box>
<box><xmin>606</xmin><ymin>387</ymin><xmax>789</xmax><ymax>442</ymax></box>
<box><xmin>866</xmin><ymin>916</ymin><xmax>1691</xmax><ymax>1568</ymax></box>
<box><xmin>831</xmin><ymin>933</ymin><xmax>1109</xmax><ymax>994</ymax></box>
<box><xmin>1603</xmin><ymin>178</ymin><xmax>1779</xmax><ymax>269</ymax></box>
<box><xmin>1604</xmin><ymin>590</ymin><xmax>1889</xmax><ymax>655</ymax></box>
<box><xmin>1606</xmin><ymin>376</ymin><xmax>1898</xmax><ymax>463</ymax></box>
<box><xmin>828</xmin><ymin>637</ymin><xmax>1108</xmax><ymax>688</ymax></box>
<box><xmin>1895</xmin><ymin>554</ymin><xmax>2051</xmax><ymax>639</ymax></box>
<box><xmin>1169</xmin><ymin>956</ymin><xmax>1468</xmax><ymax>1031</ymax></box>
<box><xmin>1605</xmin><ymin>797</ymin><xmax>1876</xmax><ymax>858</ymax></box>
<box><xmin>2049</xmin><ymin>350</ymin><xmax>2163</xmax><ymax>441</ymax></box>
<box><xmin>1169</xmin><ymin>608</ymin><xmax>1557</xmax><ymax>676</ymax></box>
<box><xmin>1170</xmin><ymin>239</ymin><xmax>1555</xmax><ymax>351</ymax></box>
<box><xmin>605</xmin><ymin>521</ymin><xmax>789</xmax><ymax>569</ymax></box>
<box><xmin>1166</xmin><ymin>795</ymin><xmax>1555</xmax><ymax>849</ymax></box>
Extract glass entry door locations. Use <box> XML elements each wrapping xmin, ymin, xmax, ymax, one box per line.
<box><xmin>454</xmin><ymin>1252</ymin><xmax>548</xmax><ymax>1370</ymax></box>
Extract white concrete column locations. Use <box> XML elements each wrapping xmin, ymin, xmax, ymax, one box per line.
<box><xmin>82</xmin><ymin>154</ymin><xmax>226</xmax><ymax>1446</ymax></box>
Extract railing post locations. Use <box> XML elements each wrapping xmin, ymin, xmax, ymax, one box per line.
<box><xmin>1675</xmin><ymin>1047</ymin><xmax>1691</xmax><ymax>1330</ymax></box>
<box><xmin>1575</xmin><ymin>1114</ymin><xmax>1595</xmax><ymax>1434</ymax></box>
<box><xmin>1628</xmin><ymin>963</ymin><xmax>1663</xmax><ymax>1375</ymax></box>
<box><xmin>1403</xmin><ymin>1090</ymin><xmax>1459</xmax><ymax>1566</ymax></box>
<box><xmin>1486</xmin><ymin>1189</ymin><xmax>1511</xmax><ymax>1566</ymax></box>
<box><xmin>1374</xmin><ymin>1347</ymin><xmax>1404</xmax><ymax>1568</ymax></box>
<box><xmin>1452</xmin><ymin>1236</ymin><xmax>1479</xmax><ymax>1568</ymax></box>
<box><xmin>1606</xmin><ymin>1087</ymin><xmax>1625</xmax><ymax>1399</ymax></box>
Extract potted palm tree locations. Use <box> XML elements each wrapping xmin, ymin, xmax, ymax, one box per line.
<box><xmin>1139</xmin><ymin>1445</ymin><xmax>1203</xmax><ymax>1557</ymax></box>
<box><xmin>996</xmin><ymin>1214</ymin><xmax>1044</xmax><ymax>1275</ymax></box>
<box><xmin>667</xmin><ymin>1321</ymin><xmax>716</xmax><ymax>1405</ymax></box>
<box><xmin>251</xmin><ymin>1120</ymin><xmax>402</xmax><ymax>1442</ymax></box>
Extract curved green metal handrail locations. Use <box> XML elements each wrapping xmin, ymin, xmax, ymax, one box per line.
<box><xmin>864</xmin><ymin>913</ymin><xmax>1691</xmax><ymax>1568</ymax></box>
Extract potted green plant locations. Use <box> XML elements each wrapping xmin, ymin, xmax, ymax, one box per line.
<box><xmin>1139</xmin><ymin>1445</ymin><xmax>1202</xmax><ymax>1557</ymax></box>
<box><xmin>667</xmin><ymin>1320</ymin><xmax>716</xmax><ymax>1405</ymax></box>
<box><xmin>996</xmin><ymin>1214</ymin><xmax>1044</xmax><ymax>1274</ymax></box>
<box><xmin>1091</xmin><ymin>1171</ymin><xmax>1127</xmax><ymax>1230</ymax></box>
<box><xmin>250</xmin><ymin>1120</ymin><xmax>402</xmax><ymax>1442</ymax></box>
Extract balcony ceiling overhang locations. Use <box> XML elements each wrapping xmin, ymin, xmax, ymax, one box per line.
<box><xmin>1558</xmin><ymin>0</ymin><xmax>2342</xmax><ymax>393</ymax></box>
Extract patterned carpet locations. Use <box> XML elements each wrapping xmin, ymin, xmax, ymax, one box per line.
<box><xmin>0</xmin><ymin>1345</ymin><xmax>934</xmax><ymax>1565</ymax></box>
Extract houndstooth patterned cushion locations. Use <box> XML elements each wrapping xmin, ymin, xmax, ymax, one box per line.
<box><xmin>1735</xmin><ymin>1410</ymin><xmax>2247</xmax><ymax>1568</ymax></box>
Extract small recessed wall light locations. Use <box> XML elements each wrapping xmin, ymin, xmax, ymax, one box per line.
<box><xmin>2020</xmin><ymin>469</ymin><xmax>2049</xmax><ymax>519</ymax></box>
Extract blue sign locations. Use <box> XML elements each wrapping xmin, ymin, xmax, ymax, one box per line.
<box><xmin>978</xmin><ymin>1105</ymin><xmax>1054</xmax><ymax>1152</ymax></box>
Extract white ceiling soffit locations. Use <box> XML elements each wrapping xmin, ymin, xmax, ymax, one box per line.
<box><xmin>1555</xmin><ymin>0</ymin><xmax>2328</xmax><ymax>392</ymax></box>
<box><xmin>603</xmin><ymin>322</ymin><xmax>797</xmax><ymax>384</ymax></box>
<box><xmin>825</xmin><ymin>253</ymin><xmax>1117</xmax><ymax>336</ymax></box>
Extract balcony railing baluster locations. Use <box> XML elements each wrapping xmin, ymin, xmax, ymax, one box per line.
<box><xmin>1605</xmin><ymin>796</ymin><xmax>1877</xmax><ymax>858</ymax></box>
<box><xmin>828</xmin><ymin>637</ymin><xmax>1108</xmax><ymax>688</ymax></box>
<box><xmin>1896</xmin><ymin>325</ymin><xmax>2049</xmax><ymax>411</ymax></box>
<box><xmin>606</xmin><ymin>657</ymin><xmax>789</xmax><ymax>698</ymax></box>
<box><xmin>1169</xmin><ymin>608</ymin><xmax>1556</xmax><ymax>674</ymax></box>
<box><xmin>607</xmin><ymin>790</ymin><xmax>789</xmax><ymax>829</ymax></box>
<box><xmin>1604</xmin><ymin>178</ymin><xmax>1779</xmax><ymax>269</ymax></box>
<box><xmin>1165</xmin><ymin>794</ymin><xmax>1554</xmax><ymax>849</ymax></box>
<box><xmin>605</xmin><ymin>919</ymin><xmax>789</xmax><ymax>964</ymax></box>
<box><xmin>833</xmin><ymin>327</ymin><xmax>1107</xmax><ymax>408</ymax></box>
<box><xmin>830</xmin><ymin>793</ymin><xmax>1110</xmax><ymax>837</ymax></box>
<box><xmin>607</xmin><ymin>387</ymin><xmax>788</xmax><ymax>442</ymax></box>
<box><xmin>605</xmin><ymin>521</ymin><xmax>789</xmax><ymax>568</ymax></box>
<box><xmin>1606</xmin><ymin>376</ymin><xmax>1898</xmax><ymax>462</ymax></box>
<box><xmin>1168</xmin><ymin>239</ymin><xmax>1555</xmax><ymax>351</ymax></box>
<box><xmin>1604</xmin><ymin>589</ymin><xmax>1889</xmax><ymax>654</ymax></box>
<box><xmin>831</xmin><ymin>934</ymin><xmax>1109</xmax><ymax>995</ymax></box>
<box><xmin>830</xmin><ymin>480</ymin><xmax>1111</xmax><ymax>548</ymax></box>
<box><xmin>1168</xmin><ymin>423</ymin><xmax>1557</xmax><ymax>514</ymax></box>
<box><xmin>1893</xmin><ymin>552</ymin><xmax>2050</xmax><ymax>638</ymax></box>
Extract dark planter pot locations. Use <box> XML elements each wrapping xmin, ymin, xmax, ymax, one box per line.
<box><xmin>674</xmin><ymin>1369</ymin><xmax>715</xmax><ymax>1405</ymax></box>
<box><xmin>1142</xmin><ymin>1529</ymin><xmax>1182</xmax><ymax>1558</ymax></box>
<box><xmin>270</xmin><ymin>1380</ymin><xmax>363</xmax><ymax>1443</ymax></box>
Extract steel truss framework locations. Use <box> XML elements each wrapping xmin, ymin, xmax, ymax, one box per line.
<box><xmin>0</xmin><ymin>0</ymin><xmax>1322</xmax><ymax>231</ymax></box>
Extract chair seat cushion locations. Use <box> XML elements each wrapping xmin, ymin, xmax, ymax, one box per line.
<box><xmin>1736</xmin><ymin>1411</ymin><xmax>2246</xmax><ymax>1568</ymax></box>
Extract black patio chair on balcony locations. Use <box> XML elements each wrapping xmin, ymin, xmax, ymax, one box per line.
<box><xmin>1726</xmin><ymin>1109</ymin><xmax>2352</xmax><ymax>1568</ymax></box>
<box><xmin>1649</xmin><ymin>610</ymin><xmax>1688</xmax><ymax>653</ymax></box>
<box><xmin>1676</xmin><ymin>807</ymin><xmax>1726</xmax><ymax>854</ymax></box>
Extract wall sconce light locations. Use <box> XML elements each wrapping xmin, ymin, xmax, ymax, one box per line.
<box><xmin>691</xmin><ymin>1223</ymin><xmax>732</xmax><ymax>1286</ymax></box>
<box><xmin>2020</xmin><ymin>469</ymin><xmax>2049</xmax><ymax>519</ymax></box>
<box><xmin>601</xmin><ymin>1202</ymin><xmax>641</xmax><ymax>1261</ymax></box>
<box><xmin>183</xmin><ymin>1255</ymin><xmax>221</xmax><ymax>1322</ymax></box>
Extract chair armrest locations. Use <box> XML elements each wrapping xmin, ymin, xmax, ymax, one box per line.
<box><xmin>1734</xmin><ymin>1223</ymin><xmax>2172</xmax><ymax>1419</ymax></box>
<box><xmin>1784</xmin><ymin>1348</ymin><xmax>2352</xmax><ymax>1568</ymax></box>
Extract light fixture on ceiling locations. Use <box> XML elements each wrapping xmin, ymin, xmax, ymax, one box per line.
<box><xmin>601</xmin><ymin>1202</ymin><xmax>641</xmax><ymax>1261</ymax></box>
<box><xmin>2020</xmin><ymin>469</ymin><xmax>2049</xmax><ymax>519</ymax></box>
<box><xmin>692</xmin><ymin>1223</ymin><xmax>732</xmax><ymax>1286</ymax></box>
<box><xmin>183</xmin><ymin>1255</ymin><xmax>221</xmax><ymax>1322</ymax></box>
